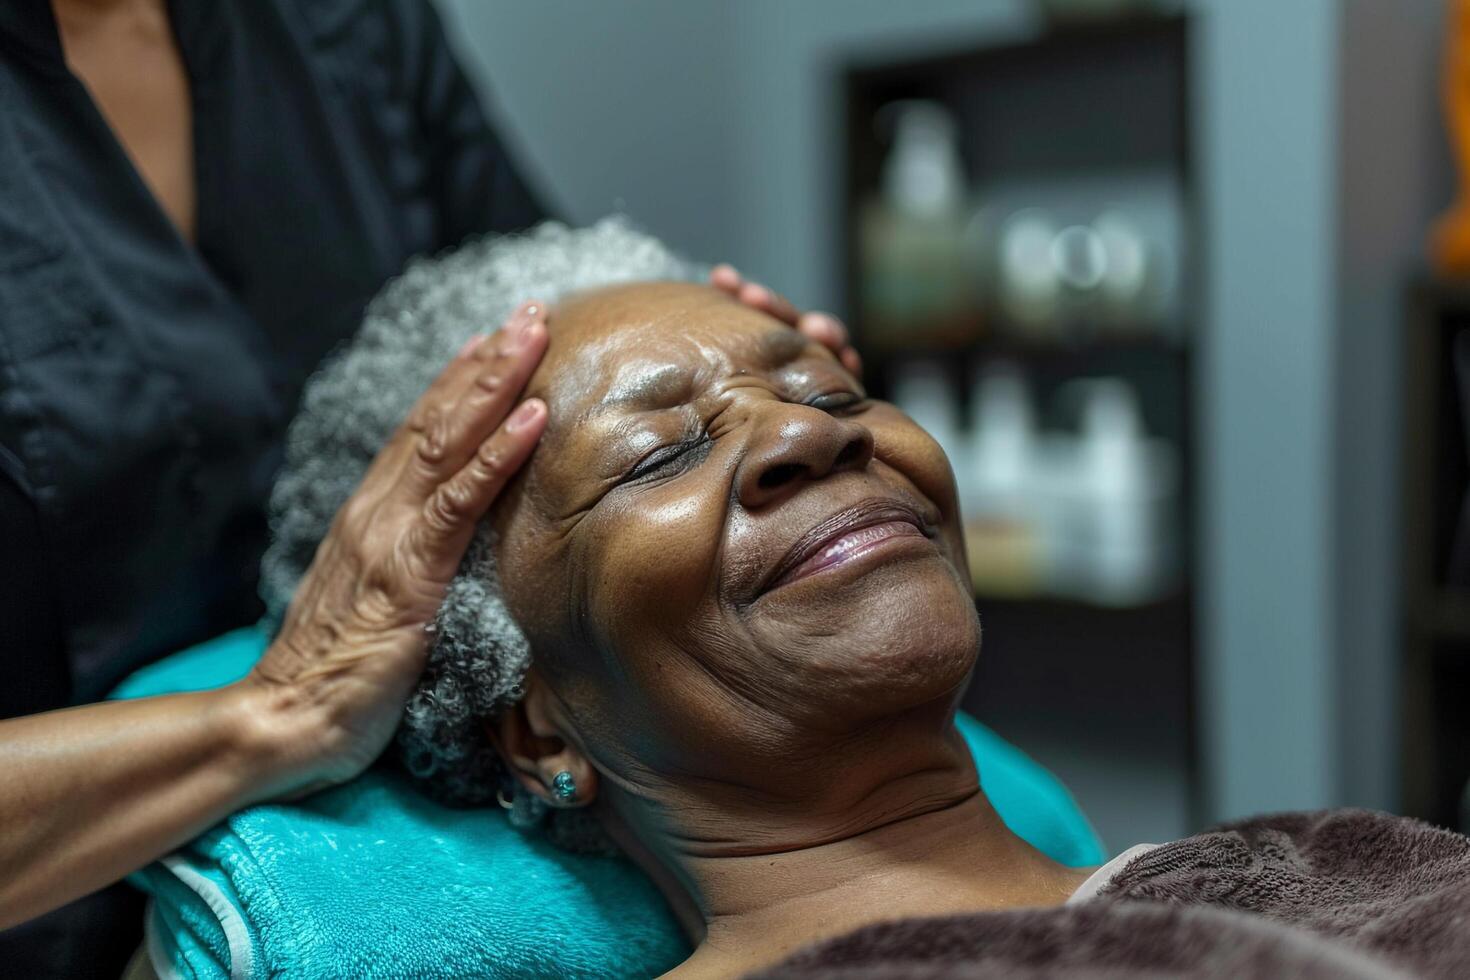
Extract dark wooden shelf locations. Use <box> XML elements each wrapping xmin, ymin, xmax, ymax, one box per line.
<box><xmin>1408</xmin><ymin>590</ymin><xmax>1470</xmax><ymax>645</ymax></box>
<box><xmin>1411</xmin><ymin>275</ymin><xmax>1470</xmax><ymax>308</ymax></box>
<box><xmin>841</xmin><ymin>11</ymin><xmax>1201</xmax><ymax>833</ymax></box>
<box><xmin>844</xmin><ymin>11</ymin><xmax>1190</xmax><ymax>106</ymax></box>
<box><xmin>971</xmin><ymin>590</ymin><xmax>1189</xmax><ymax>613</ymax></box>
<box><xmin>1400</xmin><ymin>278</ymin><xmax>1470</xmax><ymax>827</ymax></box>
<box><xmin>867</xmin><ymin>331</ymin><xmax>1193</xmax><ymax>446</ymax></box>
<box><xmin>963</xmin><ymin>590</ymin><xmax>1193</xmax><ymax>756</ymax></box>
<box><xmin>873</xmin><ymin>331</ymin><xmax>1186</xmax><ymax>362</ymax></box>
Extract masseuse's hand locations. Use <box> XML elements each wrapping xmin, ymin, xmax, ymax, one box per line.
<box><xmin>711</xmin><ymin>264</ymin><xmax>862</xmax><ymax>376</ymax></box>
<box><xmin>244</xmin><ymin>303</ymin><xmax>550</xmax><ymax>796</ymax></box>
<box><xmin>0</xmin><ymin>307</ymin><xmax>549</xmax><ymax>931</ymax></box>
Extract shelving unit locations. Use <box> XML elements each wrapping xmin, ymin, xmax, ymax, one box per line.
<box><xmin>1401</xmin><ymin>280</ymin><xmax>1470</xmax><ymax>831</ymax></box>
<box><xmin>838</xmin><ymin>13</ymin><xmax>1199</xmax><ymax>846</ymax></box>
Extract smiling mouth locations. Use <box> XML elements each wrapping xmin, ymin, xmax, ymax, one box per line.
<box><xmin>764</xmin><ymin>499</ymin><xmax>935</xmax><ymax>594</ymax></box>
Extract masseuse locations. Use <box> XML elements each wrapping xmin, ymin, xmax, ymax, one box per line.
<box><xmin>0</xmin><ymin>2</ymin><xmax>855</xmax><ymax>976</ymax></box>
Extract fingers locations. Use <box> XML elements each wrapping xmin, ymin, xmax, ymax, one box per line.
<box><xmin>444</xmin><ymin>304</ymin><xmax>548</xmax><ymax>460</ymax></box>
<box><xmin>806</xmin><ymin>317</ymin><xmax>861</xmax><ymax>375</ymax></box>
<box><xmin>400</xmin><ymin>302</ymin><xmax>548</xmax><ymax>496</ymax></box>
<box><xmin>456</xmin><ymin>332</ymin><xmax>489</xmax><ymax>360</ymax></box>
<box><xmin>419</xmin><ymin>397</ymin><xmax>548</xmax><ymax>550</ymax></box>
<box><xmin>711</xmin><ymin>265</ymin><xmax>800</xmax><ymax>326</ymax></box>
<box><xmin>796</xmin><ymin>310</ymin><xmax>848</xmax><ymax>353</ymax></box>
<box><xmin>710</xmin><ymin>263</ymin><xmax>742</xmax><ymax>295</ymax></box>
<box><xmin>796</xmin><ymin>310</ymin><xmax>861</xmax><ymax>376</ymax></box>
<box><xmin>738</xmin><ymin>282</ymin><xmax>801</xmax><ymax>326</ymax></box>
<box><xmin>711</xmin><ymin>265</ymin><xmax>862</xmax><ymax>376</ymax></box>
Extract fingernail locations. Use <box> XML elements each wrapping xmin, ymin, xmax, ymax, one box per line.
<box><xmin>508</xmin><ymin>301</ymin><xmax>544</xmax><ymax>347</ymax></box>
<box><xmin>506</xmin><ymin>398</ymin><xmax>544</xmax><ymax>432</ymax></box>
<box><xmin>808</xmin><ymin>313</ymin><xmax>843</xmax><ymax>338</ymax></box>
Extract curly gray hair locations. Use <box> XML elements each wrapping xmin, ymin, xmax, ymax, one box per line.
<box><xmin>260</xmin><ymin>219</ymin><xmax>702</xmax><ymax>844</ymax></box>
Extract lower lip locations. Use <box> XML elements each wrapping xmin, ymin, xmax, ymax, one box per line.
<box><xmin>772</xmin><ymin>520</ymin><xmax>929</xmax><ymax>590</ymax></box>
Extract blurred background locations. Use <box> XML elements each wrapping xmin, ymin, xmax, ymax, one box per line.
<box><xmin>435</xmin><ymin>0</ymin><xmax>1467</xmax><ymax>851</ymax></box>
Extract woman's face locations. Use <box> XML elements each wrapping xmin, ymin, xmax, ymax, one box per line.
<box><xmin>494</xmin><ymin>282</ymin><xmax>979</xmax><ymax>797</ymax></box>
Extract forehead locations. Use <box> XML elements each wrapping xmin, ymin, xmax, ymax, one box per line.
<box><xmin>526</xmin><ymin>281</ymin><xmax>817</xmax><ymax>424</ymax></box>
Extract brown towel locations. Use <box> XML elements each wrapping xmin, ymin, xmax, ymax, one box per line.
<box><xmin>753</xmin><ymin>810</ymin><xmax>1470</xmax><ymax>979</ymax></box>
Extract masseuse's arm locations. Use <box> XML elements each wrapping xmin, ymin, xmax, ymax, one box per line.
<box><xmin>0</xmin><ymin>306</ymin><xmax>550</xmax><ymax>932</ymax></box>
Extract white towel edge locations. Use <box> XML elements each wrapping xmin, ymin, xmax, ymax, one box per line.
<box><xmin>1066</xmin><ymin>842</ymin><xmax>1161</xmax><ymax>905</ymax></box>
<box><xmin>154</xmin><ymin>853</ymin><xmax>257</xmax><ymax>980</ymax></box>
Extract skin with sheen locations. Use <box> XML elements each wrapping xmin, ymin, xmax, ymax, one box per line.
<box><xmin>0</xmin><ymin>265</ymin><xmax>854</xmax><ymax>934</ymax></box>
<box><xmin>53</xmin><ymin>0</ymin><xmax>197</xmax><ymax>241</ymax></box>
<box><xmin>488</xmin><ymin>283</ymin><xmax>1091</xmax><ymax>978</ymax></box>
<box><xmin>0</xmin><ymin>0</ymin><xmax>866</xmax><ymax>943</ymax></box>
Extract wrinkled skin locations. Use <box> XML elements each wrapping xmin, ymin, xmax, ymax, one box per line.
<box><xmin>492</xmin><ymin>280</ymin><xmax>980</xmax><ymax>844</ymax></box>
<box><xmin>486</xmin><ymin>283</ymin><xmax>1086</xmax><ymax>977</ymax></box>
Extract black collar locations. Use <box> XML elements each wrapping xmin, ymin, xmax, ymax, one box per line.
<box><xmin>0</xmin><ymin>0</ymin><xmax>69</xmax><ymax>77</ymax></box>
<box><xmin>0</xmin><ymin>1</ymin><xmax>226</xmax><ymax>90</ymax></box>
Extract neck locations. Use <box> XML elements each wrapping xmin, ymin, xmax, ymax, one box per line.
<box><xmin>601</xmin><ymin>719</ymin><xmax>1092</xmax><ymax>978</ymax></box>
<box><xmin>52</xmin><ymin>0</ymin><xmax>154</xmax><ymax>11</ymax></box>
<box><xmin>49</xmin><ymin>0</ymin><xmax>168</xmax><ymax>37</ymax></box>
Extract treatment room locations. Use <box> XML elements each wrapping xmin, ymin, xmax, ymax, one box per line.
<box><xmin>2</xmin><ymin>0</ymin><xmax>1470</xmax><ymax>976</ymax></box>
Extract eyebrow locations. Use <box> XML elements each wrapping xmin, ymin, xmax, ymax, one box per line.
<box><xmin>756</xmin><ymin>327</ymin><xmax>812</xmax><ymax>366</ymax></box>
<box><xmin>592</xmin><ymin>327</ymin><xmax>818</xmax><ymax>417</ymax></box>
<box><xmin>600</xmin><ymin>362</ymin><xmax>690</xmax><ymax>413</ymax></box>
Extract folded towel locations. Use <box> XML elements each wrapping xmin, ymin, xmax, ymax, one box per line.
<box><xmin>115</xmin><ymin>626</ymin><xmax>1104</xmax><ymax>979</ymax></box>
<box><xmin>136</xmin><ymin>769</ymin><xmax>688</xmax><ymax>979</ymax></box>
<box><xmin>757</xmin><ymin>809</ymin><xmax>1470</xmax><ymax>979</ymax></box>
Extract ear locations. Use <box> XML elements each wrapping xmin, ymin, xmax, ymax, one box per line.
<box><xmin>486</xmin><ymin>670</ymin><xmax>598</xmax><ymax>809</ymax></box>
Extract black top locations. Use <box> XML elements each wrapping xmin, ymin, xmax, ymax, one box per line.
<box><xmin>0</xmin><ymin>1</ymin><xmax>547</xmax><ymax>974</ymax></box>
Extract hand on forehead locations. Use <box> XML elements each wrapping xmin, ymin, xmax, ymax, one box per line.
<box><xmin>525</xmin><ymin>281</ymin><xmax>837</xmax><ymax>427</ymax></box>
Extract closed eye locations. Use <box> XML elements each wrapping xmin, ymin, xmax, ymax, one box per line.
<box><xmin>623</xmin><ymin>435</ymin><xmax>713</xmax><ymax>484</ymax></box>
<box><xmin>804</xmin><ymin>391</ymin><xmax>868</xmax><ymax>414</ymax></box>
<box><xmin>619</xmin><ymin>390</ymin><xmax>863</xmax><ymax>485</ymax></box>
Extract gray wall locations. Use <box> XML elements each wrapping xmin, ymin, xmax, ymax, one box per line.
<box><xmin>1191</xmin><ymin>0</ymin><xmax>1341</xmax><ymax>819</ymax></box>
<box><xmin>434</xmin><ymin>0</ymin><xmax>739</xmax><ymax>262</ymax></box>
<box><xmin>436</xmin><ymin>0</ymin><xmax>1450</xmax><ymax>836</ymax></box>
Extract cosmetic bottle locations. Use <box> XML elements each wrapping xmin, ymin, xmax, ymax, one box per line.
<box><xmin>965</xmin><ymin>362</ymin><xmax>1043</xmax><ymax>596</ymax></box>
<box><xmin>1071</xmin><ymin>380</ymin><xmax>1178</xmax><ymax>605</ymax></box>
<box><xmin>859</xmin><ymin>101</ymin><xmax>973</xmax><ymax>348</ymax></box>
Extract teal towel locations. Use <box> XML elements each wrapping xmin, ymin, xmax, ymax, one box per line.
<box><xmin>115</xmin><ymin>626</ymin><xmax>1104</xmax><ymax>979</ymax></box>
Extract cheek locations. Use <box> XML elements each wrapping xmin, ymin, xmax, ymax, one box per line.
<box><xmin>871</xmin><ymin>410</ymin><xmax>958</xmax><ymax>497</ymax></box>
<box><xmin>577</xmin><ymin>483</ymin><xmax>754</xmax><ymax>763</ymax></box>
<box><xmin>869</xmin><ymin>409</ymin><xmax>965</xmax><ymax>545</ymax></box>
<box><xmin>584</xmin><ymin>482</ymin><xmax>727</xmax><ymax>671</ymax></box>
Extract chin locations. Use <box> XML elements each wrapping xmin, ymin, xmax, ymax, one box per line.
<box><xmin>853</xmin><ymin>563</ymin><xmax>979</xmax><ymax>695</ymax></box>
<box><xmin>762</xmin><ymin>555</ymin><xmax>981</xmax><ymax>725</ymax></box>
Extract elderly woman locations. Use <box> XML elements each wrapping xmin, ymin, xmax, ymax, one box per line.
<box><xmin>260</xmin><ymin>221</ymin><xmax>1470</xmax><ymax>979</ymax></box>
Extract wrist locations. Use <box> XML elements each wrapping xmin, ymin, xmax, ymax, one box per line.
<box><xmin>214</xmin><ymin>671</ymin><xmax>332</xmax><ymax>804</ymax></box>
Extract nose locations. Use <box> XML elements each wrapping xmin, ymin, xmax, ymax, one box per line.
<box><xmin>735</xmin><ymin>404</ymin><xmax>875</xmax><ymax>509</ymax></box>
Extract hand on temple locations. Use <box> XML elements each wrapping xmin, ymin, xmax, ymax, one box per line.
<box><xmin>241</xmin><ymin>302</ymin><xmax>551</xmax><ymax>796</ymax></box>
<box><xmin>240</xmin><ymin>269</ymin><xmax>851</xmax><ymax>798</ymax></box>
<box><xmin>711</xmin><ymin>264</ymin><xmax>863</xmax><ymax>377</ymax></box>
<box><xmin>0</xmin><ymin>302</ymin><xmax>552</xmax><ymax>931</ymax></box>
